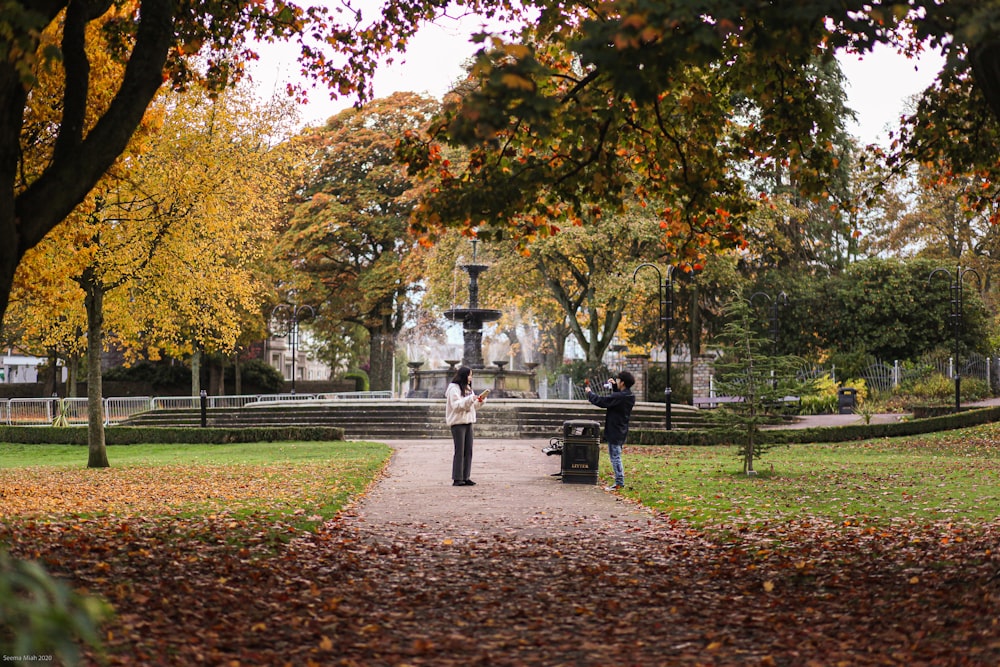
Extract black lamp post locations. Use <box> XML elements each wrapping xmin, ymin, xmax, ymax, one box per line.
<box><xmin>270</xmin><ymin>303</ymin><xmax>315</xmax><ymax>394</ymax></box>
<box><xmin>750</xmin><ymin>291</ymin><xmax>789</xmax><ymax>391</ymax></box>
<box><xmin>633</xmin><ymin>263</ymin><xmax>674</xmax><ymax>430</ymax></box>
<box><xmin>929</xmin><ymin>266</ymin><xmax>981</xmax><ymax>412</ymax></box>
<box><xmin>750</xmin><ymin>291</ymin><xmax>789</xmax><ymax>353</ymax></box>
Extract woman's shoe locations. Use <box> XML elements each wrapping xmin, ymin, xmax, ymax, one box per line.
<box><xmin>463</xmin><ymin>480</ymin><xmax>477</xmax><ymax>486</ymax></box>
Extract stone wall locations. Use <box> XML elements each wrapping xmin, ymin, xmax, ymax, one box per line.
<box><xmin>624</xmin><ymin>354</ymin><xmax>650</xmax><ymax>401</ymax></box>
<box><xmin>692</xmin><ymin>353</ymin><xmax>716</xmax><ymax>398</ymax></box>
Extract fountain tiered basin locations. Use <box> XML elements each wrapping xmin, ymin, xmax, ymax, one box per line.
<box><xmin>406</xmin><ymin>360</ymin><xmax>539</xmax><ymax>399</ymax></box>
<box><xmin>406</xmin><ymin>245</ymin><xmax>539</xmax><ymax>398</ymax></box>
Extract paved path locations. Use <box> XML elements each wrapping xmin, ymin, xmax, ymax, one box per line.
<box><xmin>352</xmin><ymin>438</ymin><xmax>656</xmax><ymax>543</ymax></box>
<box><xmin>761</xmin><ymin>411</ymin><xmax>903</xmax><ymax>429</ymax></box>
<box><xmin>353</xmin><ymin>400</ymin><xmax>1000</xmax><ymax>541</ymax></box>
<box><xmin>765</xmin><ymin>396</ymin><xmax>1000</xmax><ymax>429</ymax></box>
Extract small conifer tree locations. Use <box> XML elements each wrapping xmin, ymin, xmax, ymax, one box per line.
<box><xmin>711</xmin><ymin>293</ymin><xmax>814</xmax><ymax>475</ymax></box>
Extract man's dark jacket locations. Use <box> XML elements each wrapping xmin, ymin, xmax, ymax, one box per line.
<box><xmin>587</xmin><ymin>388</ymin><xmax>635</xmax><ymax>443</ymax></box>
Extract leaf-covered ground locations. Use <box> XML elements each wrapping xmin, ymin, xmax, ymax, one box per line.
<box><xmin>3</xmin><ymin>508</ymin><xmax>999</xmax><ymax>664</ymax></box>
<box><xmin>3</xmin><ymin>440</ymin><xmax>1000</xmax><ymax>665</ymax></box>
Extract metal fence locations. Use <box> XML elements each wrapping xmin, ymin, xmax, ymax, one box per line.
<box><xmin>546</xmin><ymin>372</ymin><xmax>619</xmax><ymax>400</ymax></box>
<box><xmin>799</xmin><ymin>352</ymin><xmax>997</xmax><ymax>394</ymax></box>
<box><xmin>0</xmin><ymin>391</ymin><xmax>395</xmax><ymax>426</ymax></box>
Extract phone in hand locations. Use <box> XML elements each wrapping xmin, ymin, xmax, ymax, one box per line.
<box><xmin>478</xmin><ymin>389</ymin><xmax>491</xmax><ymax>401</ymax></box>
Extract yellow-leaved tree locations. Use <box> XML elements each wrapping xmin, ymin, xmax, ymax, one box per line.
<box><xmin>10</xmin><ymin>81</ymin><xmax>298</xmax><ymax>467</ymax></box>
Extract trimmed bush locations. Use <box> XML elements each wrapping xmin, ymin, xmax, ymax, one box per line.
<box><xmin>904</xmin><ymin>374</ymin><xmax>990</xmax><ymax>404</ymax></box>
<box><xmin>103</xmin><ymin>360</ymin><xmax>188</xmax><ymax>388</ymax></box>
<box><xmin>239</xmin><ymin>359</ymin><xmax>286</xmax><ymax>394</ymax></box>
<box><xmin>0</xmin><ymin>426</ymin><xmax>345</xmax><ymax>445</ymax></box>
<box><xmin>343</xmin><ymin>370</ymin><xmax>370</xmax><ymax>392</ymax></box>
<box><xmin>630</xmin><ymin>405</ymin><xmax>1000</xmax><ymax>446</ymax></box>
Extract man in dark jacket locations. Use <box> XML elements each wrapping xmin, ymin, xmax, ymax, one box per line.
<box><xmin>585</xmin><ymin>370</ymin><xmax>636</xmax><ymax>490</ymax></box>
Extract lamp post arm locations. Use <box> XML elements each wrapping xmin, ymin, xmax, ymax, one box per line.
<box><xmin>632</xmin><ymin>262</ymin><xmax>672</xmax><ymax>430</ymax></box>
<box><xmin>960</xmin><ymin>267</ymin><xmax>982</xmax><ymax>289</ymax></box>
<box><xmin>928</xmin><ymin>267</ymin><xmax>953</xmax><ymax>286</ymax></box>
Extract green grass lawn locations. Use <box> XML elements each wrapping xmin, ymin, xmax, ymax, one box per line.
<box><xmin>0</xmin><ymin>440</ymin><xmax>386</xmax><ymax>468</ymax></box>
<box><xmin>613</xmin><ymin>422</ymin><xmax>1000</xmax><ymax>527</ymax></box>
<box><xmin>6</xmin><ymin>426</ymin><xmax>1000</xmax><ymax>532</ymax></box>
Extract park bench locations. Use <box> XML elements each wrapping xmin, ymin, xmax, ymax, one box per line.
<box><xmin>693</xmin><ymin>395</ymin><xmax>801</xmax><ymax>412</ymax></box>
<box><xmin>693</xmin><ymin>396</ymin><xmax>743</xmax><ymax>409</ymax></box>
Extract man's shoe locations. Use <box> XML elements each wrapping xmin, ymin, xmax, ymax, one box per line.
<box><xmin>453</xmin><ymin>480</ymin><xmax>465</xmax><ymax>486</ymax></box>
<box><xmin>463</xmin><ymin>480</ymin><xmax>477</xmax><ymax>486</ymax></box>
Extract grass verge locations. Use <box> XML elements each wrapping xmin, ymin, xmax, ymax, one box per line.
<box><xmin>0</xmin><ymin>440</ymin><xmax>392</xmax><ymax>537</ymax></box>
<box><xmin>610</xmin><ymin>422</ymin><xmax>1000</xmax><ymax>528</ymax></box>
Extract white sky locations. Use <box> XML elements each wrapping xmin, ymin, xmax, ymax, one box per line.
<box><xmin>251</xmin><ymin>12</ymin><xmax>491</xmax><ymax>128</ymax></box>
<box><xmin>251</xmin><ymin>23</ymin><xmax>947</xmax><ymax>146</ymax></box>
<box><xmin>837</xmin><ymin>44</ymin><xmax>946</xmax><ymax>145</ymax></box>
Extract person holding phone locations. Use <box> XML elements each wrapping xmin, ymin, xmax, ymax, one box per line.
<box><xmin>585</xmin><ymin>370</ymin><xmax>635</xmax><ymax>490</ymax></box>
<box><xmin>445</xmin><ymin>366</ymin><xmax>489</xmax><ymax>486</ymax></box>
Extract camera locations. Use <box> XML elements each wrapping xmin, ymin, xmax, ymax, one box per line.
<box><xmin>604</xmin><ymin>378</ymin><xmax>617</xmax><ymax>390</ymax></box>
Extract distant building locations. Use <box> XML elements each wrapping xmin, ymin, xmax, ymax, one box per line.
<box><xmin>261</xmin><ymin>333</ymin><xmax>330</xmax><ymax>384</ymax></box>
<box><xmin>1</xmin><ymin>348</ymin><xmax>67</xmax><ymax>384</ymax></box>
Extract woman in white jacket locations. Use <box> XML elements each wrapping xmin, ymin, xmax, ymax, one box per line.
<box><xmin>445</xmin><ymin>366</ymin><xmax>488</xmax><ymax>486</ymax></box>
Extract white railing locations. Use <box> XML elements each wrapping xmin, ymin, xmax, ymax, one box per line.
<box><xmin>106</xmin><ymin>397</ymin><xmax>154</xmax><ymax>425</ymax></box>
<box><xmin>316</xmin><ymin>391</ymin><xmax>393</xmax><ymax>400</ymax></box>
<box><xmin>7</xmin><ymin>398</ymin><xmax>55</xmax><ymax>425</ymax></box>
<box><xmin>61</xmin><ymin>397</ymin><xmax>91</xmax><ymax>424</ymax></box>
<box><xmin>150</xmin><ymin>394</ymin><xmax>263</xmax><ymax>410</ymax></box>
<box><xmin>1</xmin><ymin>391</ymin><xmax>398</xmax><ymax>426</ymax></box>
<box><xmin>208</xmin><ymin>394</ymin><xmax>261</xmax><ymax>409</ymax></box>
<box><xmin>150</xmin><ymin>396</ymin><xmax>199</xmax><ymax>411</ymax></box>
<box><xmin>250</xmin><ymin>393</ymin><xmax>319</xmax><ymax>403</ymax></box>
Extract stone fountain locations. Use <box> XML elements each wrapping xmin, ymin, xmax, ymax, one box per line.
<box><xmin>443</xmin><ymin>241</ymin><xmax>501</xmax><ymax>368</ymax></box>
<box><xmin>407</xmin><ymin>241</ymin><xmax>539</xmax><ymax>398</ymax></box>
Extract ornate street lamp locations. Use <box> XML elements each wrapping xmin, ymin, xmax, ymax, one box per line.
<box><xmin>750</xmin><ymin>291</ymin><xmax>789</xmax><ymax>353</ymax></box>
<box><xmin>633</xmin><ymin>263</ymin><xmax>674</xmax><ymax>430</ymax></box>
<box><xmin>750</xmin><ymin>291</ymin><xmax>789</xmax><ymax>391</ymax></box>
<box><xmin>270</xmin><ymin>303</ymin><xmax>315</xmax><ymax>394</ymax></box>
<box><xmin>929</xmin><ymin>266</ymin><xmax>981</xmax><ymax>412</ymax></box>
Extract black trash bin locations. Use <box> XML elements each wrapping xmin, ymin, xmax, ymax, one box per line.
<box><xmin>837</xmin><ymin>387</ymin><xmax>858</xmax><ymax>414</ymax></box>
<box><xmin>560</xmin><ymin>419</ymin><xmax>601</xmax><ymax>485</ymax></box>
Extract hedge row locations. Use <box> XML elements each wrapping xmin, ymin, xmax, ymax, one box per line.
<box><xmin>0</xmin><ymin>426</ymin><xmax>346</xmax><ymax>445</ymax></box>
<box><xmin>630</xmin><ymin>405</ymin><xmax>1000</xmax><ymax>446</ymax></box>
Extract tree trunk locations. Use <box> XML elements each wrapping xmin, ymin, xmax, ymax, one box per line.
<box><xmin>42</xmin><ymin>350</ymin><xmax>58</xmax><ymax>397</ymax></box>
<box><xmin>0</xmin><ymin>57</ymin><xmax>32</xmax><ymax>332</ymax></box>
<box><xmin>84</xmin><ymin>278</ymin><xmax>108</xmax><ymax>468</ymax></box>
<box><xmin>541</xmin><ymin>323</ymin><xmax>569</xmax><ymax>373</ymax></box>
<box><xmin>234</xmin><ymin>355</ymin><xmax>242</xmax><ymax>395</ymax></box>
<box><xmin>0</xmin><ymin>0</ymin><xmax>175</xmax><ymax>331</ymax></box>
<box><xmin>68</xmin><ymin>354</ymin><xmax>80</xmax><ymax>398</ymax></box>
<box><xmin>369</xmin><ymin>331</ymin><xmax>395</xmax><ymax>391</ymax></box>
<box><xmin>970</xmin><ymin>40</ymin><xmax>1000</xmax><ymax>124</ymax></box>
<box><xmin>209</xmin><ymin>358</ymin><xmax>224</xmax><ymax>395</ymax></box>
<box><xmin>504</xmin><ymin>329</ymin><xmax>523</xmax><ymax>368</ymax></box>
<box><xmin>191</xmin><ymin>350</ymin><xmax>201</xmax><ymax>396</ymax></box>
<box><xmin>0</xmin><ymin>227</ymin><xmax>17</xmax><ymax>332</ymax></box>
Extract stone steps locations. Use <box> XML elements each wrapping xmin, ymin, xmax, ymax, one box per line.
<box><xmin>122</xmin><ymin>399</ymin><xmax>705</xmax><ymax>439</ymax></box>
